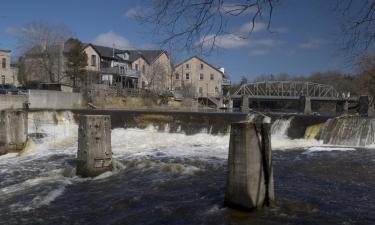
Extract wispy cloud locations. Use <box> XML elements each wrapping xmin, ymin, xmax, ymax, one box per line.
<box><xmin>251</xmin><ymin>38</ymin><xmax>284</xmax><ymax>47</ymax></box>
<box><xmin>237</xmin><ymin>22</ymin><xmax>267</xmax><ymax>34</ymax></box>
<box><xmin>124</xmin><ymin>6</ymin><xmax>144</xmax><ymax>18</ymax></box>
<box><xmin>299</xmin><ymin>38</ymin><xmax>324</xmax><ymax>49</ymax></box>
<box><xmin>200</xmin><ymin>34</ymin><xmax>249</xmax><ymax>49</ymax></box>
<box><xmin>251</xmin><ymin>49</ymin><xmax>270</xmax><ymax>56</ymax></box>
<box><xmin>93</xmin><ymin>31</ymin><xmax>132</xmax><ymax>49</ymax></box>
<box><xmin>271</xmin><ymin>27</ymin><xmax>289</xmax><ymax>33</ymax></box>
<box><xmin>219</xmin><ymin>3</ymin><xmax>257</xmax><ymax>15</ymax></box>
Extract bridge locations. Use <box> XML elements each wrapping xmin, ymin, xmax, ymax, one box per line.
<box><xmin>230</xmin><ymin>81</ymin><xmax>371</xmax><ymax>115</ymax></box>
<box><xmin>232</xmin><ymin>81</ymin><xmax>353</xmax><ymax>101</ymax></box>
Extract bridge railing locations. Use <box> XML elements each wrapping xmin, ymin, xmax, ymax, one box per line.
<box><xmin>233</xmin><ymin>81</ymin><xmax>348</xmax><ymax>99</ymax></box>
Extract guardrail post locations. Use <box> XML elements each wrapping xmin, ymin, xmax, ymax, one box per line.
<box><xmin>225</xmin><ymin>119</ymin><xmax>275</xmax><ymax>210</ymax></box>
<box><xmin>77</xmin><ymin>115</ymin><xmax>112</xmax><ymax>177</ymax></box>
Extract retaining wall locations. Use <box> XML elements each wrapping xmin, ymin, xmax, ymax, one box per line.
<box><xmin>0</xmin><ymin>95</ymin><xmax>28</xmax><ymax>110</ymax></box>
<box><xmin>28</xmin><ymin>90</ymin><xmax>84</xmax><ymax>109</ymax></box>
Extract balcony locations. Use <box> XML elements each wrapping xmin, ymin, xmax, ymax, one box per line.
<box><xmin>100</xmin><ymin>67</ymin><xmax>140</xmax><ymax>78</ymax></box>
<box><xmin>222</xmin><ymin>78</ymin><xmax>231</xmax><ymax>86</ymax></box>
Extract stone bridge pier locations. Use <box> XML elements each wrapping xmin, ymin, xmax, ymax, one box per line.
<box><xmin>299</xmin><ymin>96</ymin><xmax>312</xmax><ymax>115</ymax></box>
<box><xmin>0</xmin><ymin>110</ymin><xmax>28</xmax><ymax>155</ymax></box>
<box><xmin>336</xmin><ymin>100</ymin><xmax>349</xmax><ymax>115</ymax></box>
<box><xmin>77</xmin><ymin>115</ymin><xmax>113</xmax><ymax>177</ymax></box>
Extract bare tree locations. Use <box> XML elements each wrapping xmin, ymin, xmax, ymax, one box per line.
<box><xmin>16</xmin><ymin>22</ymin><xmax>73</xmax><ymax>84</ymax></box>
<box><xmin>137</xmin><ymin>0</ymin><xmax>375</xmax><ymax>57</ymax></box>
<box><xmin>136</xmin><ymin>0</ymin><xmax>276</xmax><ymax>54</ymax></box>
<box><xmin>145</xmin><ymin>61</ymin><xmax>169</xmax><ymax>94</ymax></box>
<box><xmin>335</xmin><ymin>0</ymin><xmax>375</xmax><ymax>57</ymax></box>
<box><xmin>356</xmin><ymin>53</ymin><xmax>375</xmax><ymax>97</ymax></box>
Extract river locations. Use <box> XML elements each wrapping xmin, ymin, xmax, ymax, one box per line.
<box><xmin>0</xmin><ymin>111</ymin><xmax>374</xmax><ymax>225</ymax></box>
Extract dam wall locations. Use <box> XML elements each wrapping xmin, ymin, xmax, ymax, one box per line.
<box><xmin>28</xmin><ymin>90</ymin><xmax>84</xmax><ymax>109</ymax></box>
<box><xmin>0</xmin><ymin>95</ymin><xmax>28</xmax><ymax>110</ymax></box>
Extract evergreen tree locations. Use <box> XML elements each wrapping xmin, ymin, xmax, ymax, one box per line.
<box><xmin>65</xmin><ymin>39</ymin><xmax>88</xmax><ymax>87</ymax></box>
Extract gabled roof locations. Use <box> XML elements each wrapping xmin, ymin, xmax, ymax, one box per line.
<box><xmin>128</xmin><ymin>50</ymin><xmax>167</xmax><ymax>64</ymax></box>
<box><xmin>84</xmin><ymin>44</ymin><xmax>166</xmax><ymax>64</ymax></box>
<box><xmin>175</xmin><ymin>56</ymin><xmax>224</xmax><ymax>75</ymax></box>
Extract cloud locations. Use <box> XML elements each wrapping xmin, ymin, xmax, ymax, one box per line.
<box><xmin>271</xmin><ymin>27</ymin><xmax>289</xmax><ymax>33</ymax></box>
<box><xmin>219</xmin><ymin>3</ymin><xmax>257</xmax><ymax>15</ymax></box>
<box><xmin>124</xmin><ymin>6</ymin><xmax>144</xmax><ymax>18</ymax></box>
<box><xmin>251</xmin><ymin>49</ymin><xmax>270</xmax><ymax>56</ymax></box>
<box><xmin>237</xmin><ymin>22</ymin><xmax>267</xmax><ymax>34</ymax></box>
<box><xmin>93</xmin><ymin>31</ymin><xmax>132</xmax><ymax>49</ymax></box>
<box><xmin>199</xmin><ymin>33</ymin><xmax>285</xmax><ymax>50</ymax></box>
<box><xmin>251</xmin><ymin>38</ymin><xmax>284</xmax><ymax>47</ymax></box>
<box><xmin>199</xmin><ymin>34</ymin><xmax>249</xmax><ymax>49</ymax></box>
<box><xmin>299</xmin><ymin>38</ymin><xmax>324</xmax><ymax>49</ymax></box>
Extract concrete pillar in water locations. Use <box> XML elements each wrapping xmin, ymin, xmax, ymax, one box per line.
<box><xmin>299</xmin><ymin>96</ymin><xmax>312</xmax><ymax>115</ymax></box>
<box><xmin>225</xmin><ymin>120</ymin><xmax>275</xmax><ymax>210</ymax></box>
<box><xmin>358</xmin><ymin>96</ymin><xmax>369</xmax><ymax>116</ymax></box>
<box><xmin>241</xmin><ymin>95</ymin><xmax>249</xmax><ymax>113</ymax></box>
<box><xmin>0</xmin><ymin>110</ymin><xmax>28</xmax><ymax>155</ymax></box>
<box><xmin>336</xmin><ymin>100</ymin><xmax>348</xmax><ymax>115</ymax></box>
<box><xmin>77</xmin><ymin>115</ymin><xmax>112</xmax><ymax>177</ymax></box>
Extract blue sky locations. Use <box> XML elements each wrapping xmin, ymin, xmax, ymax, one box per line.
<box><xmin>0</xmin><ymin>0</ymin><xmax>357</xmax><ymax>82</ymax></box>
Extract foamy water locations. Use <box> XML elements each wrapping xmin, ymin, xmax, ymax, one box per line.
<box><xmin>1</xmin><ymin>111</ymin><xmax>374</xmax><ymax>224</ymax></box>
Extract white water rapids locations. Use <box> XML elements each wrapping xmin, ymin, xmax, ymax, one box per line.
<box><xmin>0</xmin><ymin>111</ymin><xmax>371</xmax><ymax>213</ymax></box>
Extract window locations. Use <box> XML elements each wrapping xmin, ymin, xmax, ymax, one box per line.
<box><xmin>91</xmin><ymin>55</ymin><xmax>96</xmax><ymax>66</ymax></box>
<box><xmin>210</xmin><ymin>74</ymin><xmax>214</xmax><ymax>80</ymax></box>
<box><xmin>120</xmin><ymin>66</ymin><xmax>125</xmax><ymax>74</ymax></box>
<box><xmin>185</xmin><ymin>73</ymin><xmax>190</xmax><ymax>80</ymax></box>
<box><xmin>175</xmin><ymin>73</ymin><xmax>180</xmax><ymax>80</ymax></box>
<box><xmin>200</xmin><ymin>63</ymin><xmax>204</xmax><ymax>69</ymax></box>
<box><xmin>215</xmin><ymin>86</ymin><xmax>219</xmax><ymax>93</ymax></box>
<box><xmin>142</xmin><ymin>65</ymin><xmax>145</xmax><ymax>73</ymax></box>
<box><xmin>1</xmin><ymin>75</ymin><xmax>5</xmax><ymax>84</ymax></box>
<box><xmin>186</xmin><ymin>63</ymin><xmax>189</xmax><ymax>69</ymax></box>
<box><xmin>2</xmin><ymin>58</ymin><xmax>6</xmax><ymax>69</ymax></box>
<box><xmin>135</xmin><ymin>64</ymin><xmax>139</xmax><ymax>71</ymax></box>
<box><xmin>199</xmin><ymin>73</ymin><xmax>204</xmax><ymax>80</ymax></box>
<box><xmin>199</xmin><ymin>87</ymin><xmax>203</xmax><ymax>94</ymax></box>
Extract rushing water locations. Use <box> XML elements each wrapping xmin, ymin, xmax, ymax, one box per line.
<box><xmin>0</xmin><ymin>111</ymin><xmax>374</xmax><ymax>225</ymax></box>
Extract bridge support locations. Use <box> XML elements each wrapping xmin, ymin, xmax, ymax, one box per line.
<box><xmin>241</xmin><ymin>95</ymin><xmax>249</xmax><ymax>113</ymax></box>
<box><xmin>358</xmin><ymin>96</ymin><xmax>369</xmax><ymax>116</ymax></box>
<box><xmin>336</xmin><ymin>100</ymin><xmax>348</xmax><ymax>115</ymax></box>
<box><xmin>299</xmin><ymin>96</ymin><xmax>312</xmax><ymax>115</ymax></box>
<box><xmin>77</xmin><ymin>115</ymin><xmax>112</xmax><ymax>177</ymax></box>
<box><xmin>225</xmin><ymin>120</ymin><xmax>275</xmax><ymax>210</ymax></box>
<box><xmin>0</xmin><ymin>110</ymin><xmax>28</xmax><ymax>155</ymax></box>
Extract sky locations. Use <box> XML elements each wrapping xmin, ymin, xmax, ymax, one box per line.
<box><xmin>0</xmin><ymin>0</ymin><xmax>360</xmax><ymax>82</ymax></box>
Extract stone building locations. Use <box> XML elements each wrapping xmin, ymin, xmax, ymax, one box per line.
<box><xmin>20</xmin><ymin>41</ymin><xmax>68</xmax><ymax>86</ymax></box>
<box><xmin>173</xmin><ymin>56</ymin><xmax>231</xmax><ymax>98</ymax></box>
<box><xmin>0</xmin><ymin>50</ymin><xmax>19</xmax><ymax>86</ymax></box>
<box><xmin>82</xmin><ymin>44</ymin><xmax>172</xmax><ymax>93</ymax></box>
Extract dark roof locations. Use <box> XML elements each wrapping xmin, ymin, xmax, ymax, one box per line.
<box><xmin>175</xmin><ymin>56</ymin><xmax>224</xmax><ymax>75</ymax></box>
<box><xmin>0</xmin><ymin>49</ymin><xmax>11</xmax><ymax>53</ymax></box>
<box><xmin>86</xmin><ymin>44</ymin><xmax>166</xmax><ymax>64</ymax></box>
<box><xmin>127</xmin><ymin>50</ymin><xmax>166</xmax><ymax>64</ymax></box>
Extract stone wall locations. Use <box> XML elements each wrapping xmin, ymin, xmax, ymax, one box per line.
<box><xmin>28</xmin><ymin>90</ymin><xmax>84</xmax><ymax>109</ymax></box>
<box><xmin>0</xmin><ymin>95</ymin><xmax>28</xmax><ymax>110</ymax></box>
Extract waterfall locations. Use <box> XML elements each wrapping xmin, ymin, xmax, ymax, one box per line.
<box><xmin>320</xmin><ymin>116</ymin><xmax>375</xmax><ymax>147</ymax></box>
<box><xmin>271</xmin><ymin>117</ymin><xmax>293</xmax><ymax>137</ymax></box>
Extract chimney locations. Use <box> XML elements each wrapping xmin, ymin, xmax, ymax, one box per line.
<box><xmin>219</xmin><ymin>67</ymin><xmax>225</xmax><ymax>74</ymax></box>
